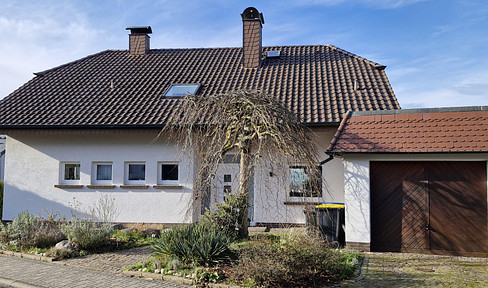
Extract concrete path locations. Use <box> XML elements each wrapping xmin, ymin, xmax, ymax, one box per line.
<box><xmin>0</xmin><ymin>254</ymin><xmax>189</xmax><ymax>288</ymax></box>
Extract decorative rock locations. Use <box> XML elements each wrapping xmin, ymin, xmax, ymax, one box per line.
<box><xmin>142</xmin><ymin>268</ymin><xmax>148</xmax><ymax>272</ymax></box>
<box><xmin>120</xmin><ymin>227</ymin><xmax>138</xmax><ymax>234</ymax></box>
<box><xmin>141</xmin><ymin>228</ymin><xmax>160</xmax><ymax>238</ymax></box>
<box><xmin>111</xmin><ymin>223</ymin><xmax>124</xmax><ymax>230</ymax></box>
<box><xmin>54</xmin><ymin>240</ymin><xmax>76</xmax><ymax>252</ymax></box>
<box><xmin>154</xmin><ymin>269</ymin><xmax>160</xmax><ymax>274</ymax></box>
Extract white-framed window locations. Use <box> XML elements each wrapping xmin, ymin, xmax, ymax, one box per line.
<box><xmin>60</xmin><ymin>162</ymin><xmax>80</xmax><ymax>184</ymax></box>
<box><xmin>92</xmin><ymin>162</ymin><xmax>113</xmax><ymax>184</ymax></box>
<box><xmin>158</xmin><ymin>163</ymin><xmax>179</xmax><ymax>185</ymax></box>
<box><xmin>289</xmin><ymin>166</ymin><xmax>322</xmax><ymax>197</ymax></box>
<box><xmin>125</xmin><ymin>162</ymin><xmax>146</xmax><ymax>184</ymax></box>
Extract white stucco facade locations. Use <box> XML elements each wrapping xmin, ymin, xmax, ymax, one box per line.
<box><xmin>3</xmin><ymin>130</ymin><xmax>195</xmax><ymax>223</ymax></box>
<box><xmin>342</xmin><ymin>153</ymin><xmax>488</xmax><ymax>246</ymax></box>
<box><xmin>2</xmin><ymin>127</ymin><xmax>345</xmax><ymax>225</ymax></box>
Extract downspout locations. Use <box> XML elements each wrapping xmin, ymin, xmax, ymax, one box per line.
<box><xmin>319</xmin><ymin>154</ymin><xmax>334</xmax><ymax>166</ymax></box>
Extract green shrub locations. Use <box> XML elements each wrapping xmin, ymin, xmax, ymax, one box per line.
<box><xmin>152</xmin><ymin>223</ymin><xmax>233</xmax><ymax>266</ymax></box>
<box><xmin>199</xmin><ymin>193</ymin><xmax>248</xmax><ymax>238</ymax></box>
<box><xmin>229</xmin><ymin>234</ymin><xmax>360</xmax><ymax>287</ymax></box>
<box><xmin>60</xmin><ymin>217</ymin><xmax>112</xmax><ymax>250</ymax></box>
<box><xmin>0</xmin><ymin>211</ymin><xmax>65</xmax><ymax>248</ymax></box>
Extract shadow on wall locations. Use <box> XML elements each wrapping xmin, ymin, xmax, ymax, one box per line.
<box><xmin>2</xmin><ymin>182</ymin><xmax>91</xmax><ymax>221</ymax></box>
<box><xmin>344</xmin><ymin>161</ymin><xmax>370</xmax><ymax>239</ymax></box>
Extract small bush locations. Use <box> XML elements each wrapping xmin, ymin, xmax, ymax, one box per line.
<box><xmin>199</xmin><ymin>193</ymin><xmax>248</xmax><ymax>238</ymax></box>
<box><xmin>152</xmin><ymin>223</ymin><xmax>233</xmax><ymax>266</ymax></box>
<box><xmin>229</xmin><ymin>234</ymin><xmax>360</xmax><ymax>287</ymax></box>
<box><xmin>0</xmin><ymin>211</ymin><xmax>65</xmax><ymax>248</ymax></box>
<box><xmin>60</xmin><ymin>217</ymin><xmax>112</xmax><ymax>250</ymax></box>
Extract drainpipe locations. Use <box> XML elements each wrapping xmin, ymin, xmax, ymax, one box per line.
<box><xmin>319</xmin><ymin>154</ymin><xmax>334</xmax><ymax>166</ymax></box>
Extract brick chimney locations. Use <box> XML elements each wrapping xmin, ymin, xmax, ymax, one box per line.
<box><xmin>241</xmin><ymin>7</ymin><xmax>265</xmax><ymax>68</ymax></box>
<box><xmin>126</xmin><ymin>26</ymin><xmax>152</xmax><ymax>56</ymax></box>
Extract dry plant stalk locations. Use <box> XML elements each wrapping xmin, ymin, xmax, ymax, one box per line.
<box><xmin>162</xmin><ymin>90</ymin><xmax>319</xmax><ymax>237</ymax></box>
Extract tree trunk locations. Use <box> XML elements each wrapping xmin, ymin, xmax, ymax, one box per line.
<box><xmin>238</xmin><ymin>147</ymin><xmax>251</xmax><ymax>238</ymax></box>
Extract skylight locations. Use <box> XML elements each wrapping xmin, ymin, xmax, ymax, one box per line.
<box><xmin>267</xmin><ymin>50</ymin><xmax>280</xmax><ymax>58</ymax></box>
<box><xmin>164</xmin><ymin>84</ymin><xmax>201</xmax><ymax>97</ymax></box>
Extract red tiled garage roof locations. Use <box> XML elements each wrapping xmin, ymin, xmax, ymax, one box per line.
<box><xmin>327</xmin><ymin>107</ymin><xmax>488</xmax><ymax>153</ymax></box>
<box><xmin>0</xmin><ymin>45</ymin><xmax>399</xmax><ymax>128</ymax></box>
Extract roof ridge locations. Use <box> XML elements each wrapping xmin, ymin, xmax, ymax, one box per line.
<box><xmin>326</xmin><ymin>44</ymin><xmax>386</xmax><ymax>70</ymax></box>
<box><xmin>34</xmin><ymin>50</ymin><xmax>114</xmax><ymax>76</ymax></box>
<box><xmin>351</xmin><ymin>106</ymin><xmax>488</xmax><ymax>117</ymax></box>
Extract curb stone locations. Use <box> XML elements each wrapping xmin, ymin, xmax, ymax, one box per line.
<box><xmin>122</xmin><ymin>270</ymin><xmax>243</xmax><ymax>287</ymax></box>
<box><xmin>0</xmin><ymin>250</ymin><xmax>55</xmax><ymax>263</ymax></box>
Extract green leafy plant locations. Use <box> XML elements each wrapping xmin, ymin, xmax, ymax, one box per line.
<box><xmin>199</xmin><ymin>193</ymin><xmax>248</xmax><ymax>238</ymax></box>
<box><xmin>195</xmin><ymin>267</ymin><xmax>221</xmax><ymax>284</ymax></box>
<box><xmin>152</xmin><ymin>223</ymin><xmax>233</xmax><ymax>266</ymax></box>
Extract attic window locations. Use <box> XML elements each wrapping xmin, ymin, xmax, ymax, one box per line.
<box><xmin>164</xmin><ymin>84</ymin><xmax>201</xmax><ymax>97</ymax></box>
<box><xmin>267</xmin><ymin>50</ymin><xmax>280</xmax><ymax>58</ymax></box>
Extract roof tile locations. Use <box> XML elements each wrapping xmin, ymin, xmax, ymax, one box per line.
<box><xmin>328</xmin><ymin>108</ymin><xmax>488</xmax><ymax>153</ymax></box>
<box><xmin>0</xmin><ymin>45</ymin><xmax>399</xmax><ymax>128</ymax></box>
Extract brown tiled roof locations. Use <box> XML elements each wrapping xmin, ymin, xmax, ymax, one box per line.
<box><xmin>0</xmin><ymin>45</ymin><xmax>399</xmax><ymax>128</ymax></box>
<box><xmin>327</xmin><ymin>107</ymin><xmax>488</xmax><ymax>153</ymax></box>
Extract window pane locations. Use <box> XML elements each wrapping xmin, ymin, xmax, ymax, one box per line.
<box><xmin>165</xmin><ymin>84</ymin><xmax>200</xmax><ymax>97</ymax></box>
<box><xmin>161</xmin><ymin>164</ymin><xmax>178</xmax><ymax>181</ymax></box>
<box><xmin>129</xmin><ymin>164</ymin><xmax>145</xmax><ymax>180</ymax></box>
<box><xmin>97</xmin><ymin>164</ymin><xmax>112</xmax><ymax>180</ymax></box>
<box><xmin>289</xmin><ymin>166</ymin><xmax>322</xmax><ymax>197</ymax></box>
<box><xmin>64</xmin><ymin>164</ymin><xmax>80</xmax><ymax>180</ymax></box>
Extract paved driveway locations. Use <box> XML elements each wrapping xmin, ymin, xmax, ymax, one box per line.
<box><xmin>0</xmin><ymin>254</ymin><xmax>188</xmax><ymax>288</ymax></box>
<box><xmin>340</xmin><ymin>252</ymin><xmax>488</xmax><ymax>287</ymax></box>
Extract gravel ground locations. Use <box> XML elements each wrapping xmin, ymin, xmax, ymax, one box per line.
<box><xmin>340</xmin><ymin>252</ymin><xmax>488</xmax><ymax>287</ymax></box>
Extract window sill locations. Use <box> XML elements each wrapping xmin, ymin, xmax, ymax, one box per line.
<box><xmin>153</xmin><ymin>185</ymin><xmax>183</xmax><ymax>190</ymax></box>
<box><xmin>120</xmin><ymin>185</ymin><xmax>149</xmax><ymax>189</ymax></box>
<box><xmin>86</xmin><ymin>185</ymin><xmax>116</xmax><ymax>189</ymax></box>
<box><xmin>54</xmin><ymin>184</ymin><xmax>83</xmax><ymax>189</ymax></box>
<box><xmin>284</xmin><ymin>201</ymin><xmax>322</xmax><ymax>206</ymax></box>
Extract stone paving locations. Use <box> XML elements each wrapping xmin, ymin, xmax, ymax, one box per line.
<box><xmin>0</xmin><ymin>253</ymin><xmax>188</xmax><ymax>288</ymax></box>
<box><xmin>60</xmin><ymin>246</ymin><xmax>153</xmax><ymax>274</ymax></box>
<box><xmin>339</xmin><ymin>252</ymin><xmax>488</xmax><ymax>287</ymax></box>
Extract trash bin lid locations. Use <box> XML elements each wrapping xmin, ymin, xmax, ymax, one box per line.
<box><xmin>316</xmin><ymin>202</ymin><xmax>345</xmax><ymax>208</ymax></box>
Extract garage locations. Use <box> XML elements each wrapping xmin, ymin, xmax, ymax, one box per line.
<box><xmin>326</xmin><ymin>107</ymin><xmax>488</xmax><ymax>255</ymax></box>
<box><xmin>370</xmin><ymin>161</ymin><xmax>488</xmax><ymax>255</ymax></box>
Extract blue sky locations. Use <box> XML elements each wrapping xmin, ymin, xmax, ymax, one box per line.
<box><xmin>0</xmin><ymin>0</ymin><xmax>487</xmax><ymax>108</ymax></box>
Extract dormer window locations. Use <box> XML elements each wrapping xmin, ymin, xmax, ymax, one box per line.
<box><xmin>164</xmin><ymin>83</ymin><xmax>201</xmax><ymax>97</ymax></box>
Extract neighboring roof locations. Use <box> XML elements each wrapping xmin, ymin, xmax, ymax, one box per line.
<box><xmin>327</xmin><ymin>106</ymin><xmax>488</xmax><ymax>154</ymax></box>
<box><xmin>0</xmin><ymin>44</ymin><xmax>399</xmax><ymax>128</ymax></box>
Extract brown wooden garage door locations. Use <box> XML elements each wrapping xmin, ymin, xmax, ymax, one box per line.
<box><xmin>370</xmin><ymin>161</ymin><xmax>488</xmax><ymax>255</ymax></box>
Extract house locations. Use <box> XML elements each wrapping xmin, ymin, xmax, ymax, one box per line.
<box><xmin>0</xmin><ymin>7</ymin><xmax>399</xmax><ymax>226</ymax></box>
<box><xmin>327</xmin><ymin>106</ymin><xmax>488</xmax><ymax>255</ymax></box>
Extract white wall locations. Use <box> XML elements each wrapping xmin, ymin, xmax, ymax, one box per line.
<box><xmin>3</xmin><ymin>130</ymin><xmax>194</xmax><ymax>223</ymax></box>
<box><xmin>252</xmin><ymin>129</ymin><xmax>344</xmax><ymax>224</ymax></box>
<box><xmin>342</xmin><ymin>153</ymin><xmax>488</xmax><ymax>245</ymax></box>
<box><xmin>2</xmin><ymin>128</ymin><xmax>345</xmax><ymax>225</ymax></box>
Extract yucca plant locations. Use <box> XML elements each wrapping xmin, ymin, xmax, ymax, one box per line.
<box><xmin>152</xmin><ymin>223</ymin><xmax>233</xmax><ymax>266</ymax></box>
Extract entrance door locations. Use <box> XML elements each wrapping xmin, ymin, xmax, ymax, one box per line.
<box><xmin>371</xmin><ymin>161</ymin><xmax>488</xmax><ymax>255</ymax></box>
